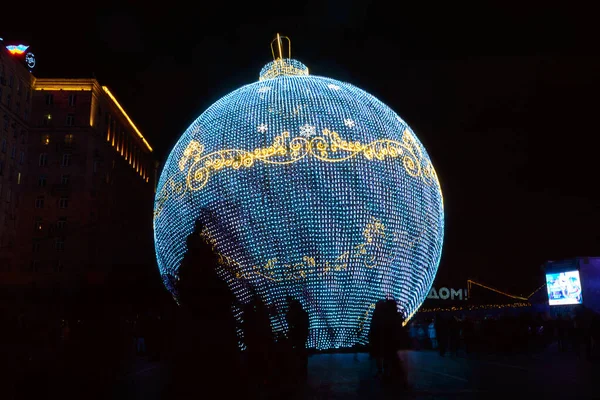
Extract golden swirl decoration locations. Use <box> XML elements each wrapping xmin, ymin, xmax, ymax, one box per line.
<box><xmin>153</xmin><ymin>128</ymin><xmax>442</xmax><ymax>220</ymax></box>
<box><xmin>222</xmin><ymin>218</ymin><xmax>391</xmax><ymax>282</ymax></box>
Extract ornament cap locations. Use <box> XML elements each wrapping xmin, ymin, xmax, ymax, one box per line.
<box><xmin>259</xmin><ymin>33</ymin><xmax>309</xmax><ymax>81</ymax></box>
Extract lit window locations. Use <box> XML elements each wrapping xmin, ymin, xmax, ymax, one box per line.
<box><xmin>68</xmin><ymin>94</ymin><xmax>77</xmax><ymax>106</ymax></box>
<box><xmin>41</xmin><ymin>134</ymin><xmax>50</xmax><ymax>145</ymax></box>
<box><xmin>43</xmin><ymin>114</ymin><xmax>52</xmax><ymax>126</ymax></box>
<box><xmin>30</xmin><ymin>261</ymin><xmax>39</xmax><ymax>273</ymax></box>
<box><xmin>45</xmin><ymin>93</ymin><xmax>53</xmax><ymax>105</ymax></box>
<box><xmin>55</xmin><ymin>238</ymin><xmax>65</xmax><ymax>251</ymax></box>
<box><xmin>59</xmin><ymin>197</ymin><xmax>68</xmax><ymax>209</ymax></box>
<box><xmin>57</xmin><ymin>217</ymin><xmax>67</xmax><ymax>230</ymax></box>
<box><xmin>61</xmin><ymin>154</ymin><xmax>71</xmax><ymax>167</ymax></box>
<box><xmin>17</xmin><ymin>172</ymin><xmax>21</xmax><ymax>185</ymax></box>
<box><xmin>54</xmin><ymin>262</ymin><xmax>64</xmax><ymax>273</ymax></box>
<box><xmin>34</xmin><ymin>217</ymin><xmax>43</xmax><ymax>231</ymax></box>
<box><xmin>64</xmin><ymin>134</ymin><xmax>74</xmax><ymax>145</ymax></box>
<box><xmin>35</xmin><ymin>196</ymin><xmax>44</xmax><ymax>208</ymax></box>
<box><xmin>66</xmin><ymin>114</ymin><xmax>74</xmax><ymax>126</ymax></box>
<box><xmin>39</xmin><ymin>153</ymin><xmax>48</xmax><ymax>166</ymax></box>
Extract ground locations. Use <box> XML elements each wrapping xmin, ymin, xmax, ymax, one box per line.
<box><xmin>111</xmin><ymin>344</ymin><xmax>598</xmax><ymax>399</ymax></box>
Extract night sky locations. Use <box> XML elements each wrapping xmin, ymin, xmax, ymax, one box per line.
<box><xmin>3</xmin><ymin>2</ymin><xmax>599</xmax><ymax>296</ymax></box>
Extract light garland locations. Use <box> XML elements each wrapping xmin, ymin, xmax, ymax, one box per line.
<box><xmin>153</xmin><ymin>53</ymin><xmax>444</xmax><ymax>350</ymax></box>
<box><xmin>419</xmin><ymin>303</ymin><xmax>532</xmax><ymax>313</ymax></box>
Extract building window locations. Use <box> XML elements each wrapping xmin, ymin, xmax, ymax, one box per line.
<box><xmin>0</xmin><ymin>160</ymin><xmax>3</xmax><ymax>176</ymax></box>
<box><xmin>8</xmin><ymin>75</ymin><xmax>13</xmax><ymax>88</ymax></box>
<box><xmin>17</xmin><ymin>172</ymin><xmax>21</xmax><ymax>185</ymax></box>
<box><xmin>5</xmin><ymin>188</ymin><xmax>11</xmax><ymax>203</ymax></box>
<box><xmin>45</xmin><ymin>93</ymin><xmax>53</xmax><ymax>105</ymax></box>
<box><xmin>19</xmin><ymin>151</ymin><xmax>24</xmax><ymax>165</ymax></box>
<box><xmin>41</xmin><ymin>134</ymin><xmax>50</xmax><ymax>145</ymax></box>
<box><xmin>30</xmin><ymin>260</ymin><xmax>39</xmax><ymax>273</ymax></box>
<box><xmin>57</xmin><ymin>217</ymin><xmax>67</xmax><ymax>230</ymax></box>
<box><xmin>66</xmin><ymin>114</ymin><xmax>74</xmax><ymax>126</ymax></box>
<box><xmin>43</xmin><ymin>114</ymin><xmax>52</xmax><ymax>126</ymax></box>
<box><xmin>64</xmin><ymin>134</ymin><xmax>74</xmax><ymax>145</ymax></box>
<box><xmin>61</xmin><ymin>154</ymin><xmax>71</xmax><ymax>167</ymax></box>
<box><xmin>55</xmin><ymin>238</ymin><xmax>65</xmax><ymax>251</ymax></box>
<box><xmin>34</xmin><ymin>217</ymin><xmax>43</xmax><ymax>231</ymax></box>
<box><xmin>39</xmin><ymin>153</ymin><xmax>48</xmax><ymax>166</ymax></box>
<box><xmin>60</xmin><ymin>174</ymin><xmax>70</xmax><ymax>185</ymax></box>
<box><xmin>35</xmin><ymin>196</ymin><xmax>44</xmax><ymax>208</ymax></box>
<box><xmin>54</xmin><ymin>262</ymin><xmax>64</xmax><ymax>273</ymax></box>
<box><xmin>10</xmin><ymin>145</ymin><xmax>15</xmax><ymax>159</ymax></box>
<box><xmin>59</xmin><ymin>197</ymin><xmax>68</xmax><ymax>209</ymax></box>
<box><xmin>7</xmin><ymin>94</ymin><xmax>11</xmax><ymax>109</ymax></box>
<box><xmin>93</xmin><ymin>160</ymin><xmax>98</xmax><ymax>174</ymax></box>
<box><xmin>68</xmin><ymin>94</ymin><xmax>77</xmax><ymax>106</ymax></box>
<box><xmin>1</xmin><ymin>138</ymin><xmax>6</xmax><ymax>153</ymax></box>
<box><xmin>38</xmin><ymin>175</ymin><xmax>46</xmax><ymax>187</ymax></box>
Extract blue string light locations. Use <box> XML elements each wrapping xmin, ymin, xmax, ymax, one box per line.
<box><xmin>153</xmin><ymin>57</ymin><xmax>444</xmax><ymax>350</ymax></box>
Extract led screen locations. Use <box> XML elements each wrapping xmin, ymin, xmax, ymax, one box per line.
<box><xmin>546</xmin><ymin>270</ymin><xmax>583</xmax><ymax>306</ymax></box>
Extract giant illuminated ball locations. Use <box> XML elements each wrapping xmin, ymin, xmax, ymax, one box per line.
<box><xmin>153</xmin><ymin>56</ymin><xmax>444</xmax><ymax>349</ymax></box>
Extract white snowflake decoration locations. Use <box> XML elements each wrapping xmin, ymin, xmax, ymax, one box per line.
<box><xmin>258</xmin><ymin>86</ymin><xmax>271</xmax><ymax>93</ymax></box>
<box><xmin>327</xmin><ymin>84</ymin><xmax>340</xmax><ymax>90</ymax></box>
<box><xmin>299</xmin><ymin>124</ymin><xmax>316</xmax><ymax>137</ymax></box>
<box><xmin>344</xmin><ymin>118</ymin><xmax>356</xmax><ymax>128</ymax></box>
<box><xmin>257</xmin><ymin>123</ymin><xmax>268</xmax><ymax>133</ymax></box>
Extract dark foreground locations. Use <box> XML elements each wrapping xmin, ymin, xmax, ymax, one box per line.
<box><xmin>104</xmin><ymin>345</ymin><xmax>596</xmax><ymax>400</ymax></box>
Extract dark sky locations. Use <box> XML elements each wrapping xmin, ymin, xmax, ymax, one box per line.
<box><xmin>4</xmin><ymin>1</ymin><xmax>599</xmax><ymax>295</ymax></box>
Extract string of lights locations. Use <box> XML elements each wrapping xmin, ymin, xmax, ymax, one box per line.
<box><xmin>467</xmin><ymin>280</ymin><xmax>528</xmax><ymax>301</ymax></box>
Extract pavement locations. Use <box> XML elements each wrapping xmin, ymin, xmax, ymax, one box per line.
<box><xmin>111</xmin><ymin>344</ymin><xmax>599</xmax><ymax>399</ymax></box>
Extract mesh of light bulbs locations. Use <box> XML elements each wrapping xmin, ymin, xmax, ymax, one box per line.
<box><xmin>153</xmin><ymin>58</ymin><xmax>444</xmax><ymax>350</ymax></box>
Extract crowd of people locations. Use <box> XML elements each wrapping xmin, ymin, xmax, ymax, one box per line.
<box><xmin>2</xmin><ymin>217</ymin><xmax>600</xmax><ymax>399</ymax></box>
<box><xmin>407</xmin><ymin>308</ymin><xmax>600</xmax><ymax>360</ymax></box>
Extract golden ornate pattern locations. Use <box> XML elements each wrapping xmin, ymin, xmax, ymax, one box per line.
<box><xmin>153</xmin><ymin>128</ymin><xmax>442</xmax><ymax>220</ymax></box>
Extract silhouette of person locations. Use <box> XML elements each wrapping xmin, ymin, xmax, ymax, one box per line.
<box><xmin>369</xmin><ymin>300</ymin><xmax>387</xmax><ymax>377</ymax></box>
<box><xmin>171</xmin><ymin>217</ymin><xmax>241</xmax><ymax>399</ymax></box>
<box><xmin>242</xmin><ymin>294</ymin><xmax>275</xmax><ymax>396</ymax></box>
<box><xmin>435</xmin><ymin>313</ymin><xmax>449</xmax><ymax>356</ymax></box>
<box><xmin>285</xmin><ymin>296</ymin><xmax>310</xmax><ymax>385</ymax></box>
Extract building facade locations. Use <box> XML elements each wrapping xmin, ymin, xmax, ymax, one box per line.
<box><xmin>12</xmin><ymin>78</ymin><xmax>157</xmax><ymax>291</ymax></box>
<box><xmin>0</xmin><ymin>43</ymin><xmax>35</xmax><ymax>273</ymax></box>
